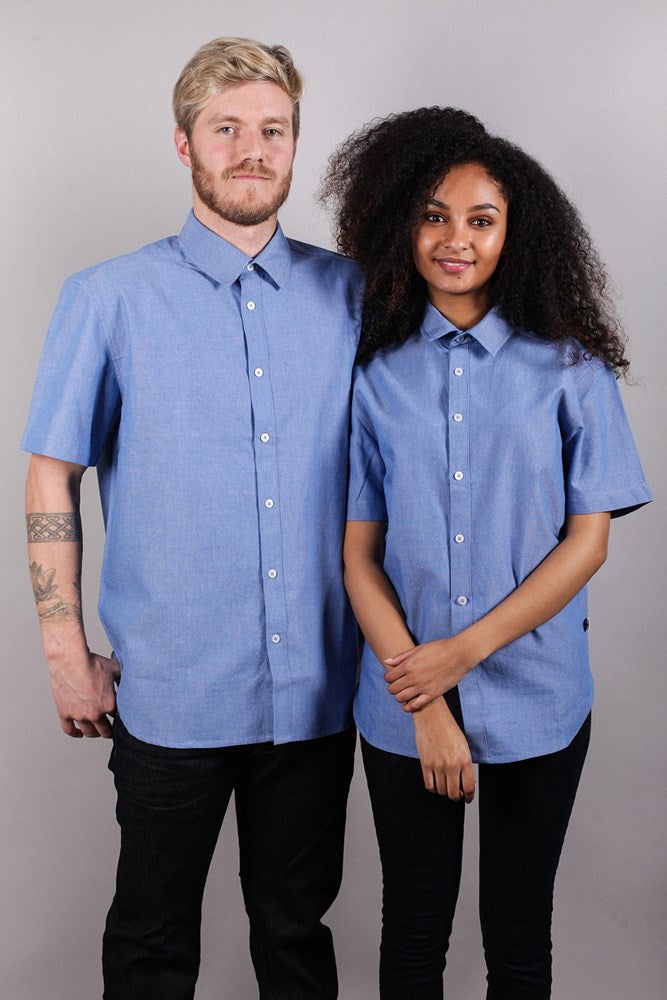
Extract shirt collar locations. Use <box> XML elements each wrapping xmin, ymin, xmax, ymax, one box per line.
<box><xmin>419</xmin><ymin>301</ymin><xmax>513</xmax><ymax>356</ymax></box>
<box><xmin>177</xmin><ymin>210</ymin><xmax>292</xmax><ymax>288</ymax></box>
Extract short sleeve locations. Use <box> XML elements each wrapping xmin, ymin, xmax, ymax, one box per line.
<box><xmin>20</xmin><ymin>276</ymin><xmax>122</xmax><ymax>466</ymax></box>
<box><xmin>347</xmin><ymin>387</ymin><xmax>387</xmax><ymax>521</ymax></box>
<box><xmin>563</xmin><ymin>361</ymin><xmax>652</xmax><ymax>518</ymax></box>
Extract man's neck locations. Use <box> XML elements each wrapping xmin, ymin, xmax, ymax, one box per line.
<box><xmin>192</xmin><ymin>201</ymin><xmax>278</xmax><ymax>258</ymax></box>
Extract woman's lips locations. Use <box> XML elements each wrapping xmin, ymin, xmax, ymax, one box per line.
<box><xmin>436</xmin><ymin>258</ymin><xmax>472</xmax><ymax>274</ymax></box>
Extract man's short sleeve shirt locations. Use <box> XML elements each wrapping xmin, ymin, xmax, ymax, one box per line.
<box><xmin>22</xmin><ymin>213</ymin><xmax>362</xmax><ymax>747</ymax></box>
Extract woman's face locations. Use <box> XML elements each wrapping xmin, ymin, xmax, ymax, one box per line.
<box><xmin>412</xmin><ymin>162</ymin><xmax>507</xmax><ymax>328</ymax></box>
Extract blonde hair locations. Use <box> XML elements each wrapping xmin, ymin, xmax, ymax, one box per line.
<box><xmin>173</xmin><ymin>36</ymin><xmax>304</xmax><ymax>138</ymax></box>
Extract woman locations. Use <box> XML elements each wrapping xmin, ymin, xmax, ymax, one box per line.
<box><xmin>322</xmin><ymin>108</ymin><xmax>652</xmax><ymax>999</ymax></box>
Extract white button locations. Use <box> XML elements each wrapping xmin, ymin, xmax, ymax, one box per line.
<box><xmin>454</xmin><ymin>334</ymin><xmax>468</xmax><ymax>344</ymax></box>
<box><xmin>455</xmin><ymin>534</ymin><xmax>465</xmax><ymax>543</ymax></box>
<box><xmin>453</xmin><ymin>412</ymin><xmax>463</xmax><ymax>422</ymax></box>
<box><xmin>456</xmin><ymin>595</ymin><xmax>468</xmax><ymax>606</ymax></box>
<box><xmin>268</xmin><ymin>568</ymin><xmax>277</xmax><ymax>579</ymax></box>
<box><xmin>247</xmin><ymin>301</ymin><xmax>256</xmax><ymax>311</ymax></box>
<box><xmin>271</xmin><ymin>633</ymin><xmax>281</xmax><ymax>643</ymax></box>
<box><xmin>247</xmin><ymin>262</ymin><xmax>255</xmax><ymax>271</ymax></box>
<box><xmin>454</xmin><ymin>367</ymin><xmax>464</xmax><ymax>376</ymax></box>
<box><xmin>260</xmin><ymin>432</ymin><xmax>270</xmax><ymax>443</ymax></box>
<box><xmin>453</xmin><ymin>470</ymin><xmax>464</xmax><ymax>481</ymax></box>
<box><xmin>264</xmin><ymin>498</ymin><xmax>274</xmax><ymax>509</ymax></box>
<box><xmin>254</xmin><ymin>367</ymin><xmax>264</xmax><ymax>377</ymax></box>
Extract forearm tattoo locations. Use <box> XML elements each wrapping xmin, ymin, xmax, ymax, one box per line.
<box><xmin>30</xmin><ymin>563</ymin><xmax>83</xmax><ymax>624</ymax></box>
<box><xmin>26</xmin><ymin>512</ymin><xmax>82</xmax><ymax>543</ymax></box>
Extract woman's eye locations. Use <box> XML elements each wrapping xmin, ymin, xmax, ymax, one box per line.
<box><xmin>471</xmin><ymin>217</ymin><xmax>492</xmax><ymax>227</ymax></box>
<box><xmin>425</xmin><ymin>213</ymin><xmax>445</xmax><ymax>224</ymax></box>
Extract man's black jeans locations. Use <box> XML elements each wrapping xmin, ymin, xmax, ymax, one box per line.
<box><xmin>361</xmin><ymin>713</ymin><xmax>591</xmax><ymax>1000</ymax></box>
<box><xmin>102</xmin><ymin>716</ymin><xmax>356</xmax><ymax>1000</ymax></box>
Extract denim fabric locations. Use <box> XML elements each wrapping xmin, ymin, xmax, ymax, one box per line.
<box><xmin>21</xmin><ymin>212</ymin><xmax>362</xmax><ymax>747</ymax></box>
<box><xmin>103</xmin><ymin>717</ymin><xmax>356</xmax><ymax>1000</ymax></box>
<box><xmin>348</xmin><ymin>305</ymin><xmax>651</xmax><ymax>762</ymax></box>
<box><xmin>361</xmin><ymin>713</ymin><xmax>591</xmax><ymax>1000</ymax></box>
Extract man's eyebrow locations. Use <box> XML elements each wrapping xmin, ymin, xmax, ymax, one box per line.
<box><xmin>427</xmin><ymin>199</ymin><xmax>501</xmax><ymax>213</ymax></box>
<box><xmin>205</xmin><ymin>113</ymin><xmax>292</xmax><ymax>127</ymax></box>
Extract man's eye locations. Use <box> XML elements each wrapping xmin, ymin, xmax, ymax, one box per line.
<box><xmin>264</xmin><ymin>129</ymin><xmax>281</xmax><ymax>137</ymax></box>
<box><xmin>217</xmin><ymin>126</ymin><xmax>235</xmax><ymax>135</ymax></box>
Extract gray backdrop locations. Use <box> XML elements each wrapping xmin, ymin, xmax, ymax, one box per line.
<box><xmin>2</xmin><ymin>1</ymin><xmax>665</xmax><ymax>998</ymax></box>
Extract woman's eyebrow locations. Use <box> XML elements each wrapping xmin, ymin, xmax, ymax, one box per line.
<box><xmin>427</xmin><ymin>198</ymin><xmax>501</xmax><ymax>213</ymax></box>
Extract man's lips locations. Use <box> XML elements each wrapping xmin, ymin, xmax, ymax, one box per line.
<box><xmin>232</xmin><ymin>173</ymin><xmax>272</xmax><ymax>181</ymax></box>
<box><xmin>435</xmin><ymin>258</ymin><xmax>473</xmax><ymax>274</ymax></box>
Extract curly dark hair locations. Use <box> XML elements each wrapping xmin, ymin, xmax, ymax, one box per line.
<box><xmin>321</xmin><ymin>107</ymin><xmax>629</xmax><ymax>372</ymax></box>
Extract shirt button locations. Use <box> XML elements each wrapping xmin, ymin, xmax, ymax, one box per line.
<box><xmin>454</xmin><ymin>334</ymin><xmax>468</xmax><ymax>345</ymax></box>
<box><xmin>453</xmin><ymin>470</ymin><xmax>464</xmax><ymax>481</ymax></box>
<box><xmin>454</xmin><ymin>367</ymin><xmax>464</xmax><ymax>376</ymax></box>
<box><xmin>268</xmin><ymin>568</ymin><xmax>277</xmax><ymax>579</ymax></box>
<box><xmin>247</xmin><ymin>262</ymin><xmax>255</xmax><ymax>271</ymax></box>
<box><xmin>455</xmin><ymin>533</ymin><xmax>465</xmax><ymax>543</ymax></box>
<box><xmin>271</xmin><ymin>633</ymin><xmax>281</xmax><ymax>644</ymax></box>
<box><xmin>247</xmin><ymin>301</ymin><xmax>256</xmax><ymax>311</ymax></box>
<box><xmin>264</xmin><ymin>498</ymin><xmax>274</xmax><ymax>509</ymax></box>
<box><xmin>260</xmin><ymin>432</ymin><xmax>270</xmax><ymax>443</ymax></box>
<box><xmin>456</xmin><ymin>595</ymin><xmax>468</xmax><ymax>606</ymax></box>
<box><xmin>453</xmin><ymin>412</ymin><xmax>463</xmax><ymax>422</ymax></box>
<box><xmin>254</xmin><ymin>367</ymin><xmax>264</xmax><ymax>377</ymax></box>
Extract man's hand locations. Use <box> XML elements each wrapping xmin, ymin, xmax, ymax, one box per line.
<box><xmin>413</xmin><ymin>698</ymin><xmax>475</xmax><ymax>801</ymax></box>
<box><xmin>48</xmin><ymin>650</ymin><xmax>120</xmax><ymax>738</ymax></box>
<box><xmin>384</xmin><ymin>636</ymin><xmax>473</xmax><ymax>712</ymax></box>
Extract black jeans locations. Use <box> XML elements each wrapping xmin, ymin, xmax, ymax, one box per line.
<box><xmin>361</xmin><ymin>713</ymin><xmax>591</xmax><ymax>1000</ymax></box>
<box><xmin>103</xmin><ymin>717</ymin><xmax>356</xmax><ymax>1000</ymax></box>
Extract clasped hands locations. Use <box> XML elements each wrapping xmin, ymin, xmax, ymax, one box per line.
<box><xmin>384</xmin><ymin>636</ymin><xmax>477</xmax><ymax>801</ymax></box>
<box><xmin>383</xmin><ymin>634</ymin><xmax>473</xmax><ymax>712</ymax></box>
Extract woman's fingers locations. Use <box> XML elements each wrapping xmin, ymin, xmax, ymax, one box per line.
<box><xmin>461</xmin><ymin>759</ymin><xmax>476</xmax><ymax>803</ymax></box>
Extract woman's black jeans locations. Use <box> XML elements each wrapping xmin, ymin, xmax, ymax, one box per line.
<box><xmin>361</xmin><ymin>712</ymin><xmax>591</xmax><ymax>1000</ymax></box>
<box><xmin>102</xmin><ymin>716</ymin><xmax>356</xmax><ymax>1000</ymax></box>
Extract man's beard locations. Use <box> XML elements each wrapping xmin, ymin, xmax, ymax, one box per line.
<box><xmin>191</xmin><ymin>152</ymin><xmax>292</xmax><ymax>227</ymax></box>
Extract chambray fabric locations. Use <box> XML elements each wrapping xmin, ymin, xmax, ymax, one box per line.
<box><xmin>348</xmin><ymin>304</ymin><xmax>652</xmax><ymax>763</ymax></box>
<box><xmin>22</xmin><ymin>212</ymin><xmax>362</xmax><ymax>747</ymax></box>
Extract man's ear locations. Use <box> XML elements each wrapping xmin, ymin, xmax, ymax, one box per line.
<box><xmin>174</xmin><ymin>127</ymin><xmax>192</xmax><ymax>168</ymax></box>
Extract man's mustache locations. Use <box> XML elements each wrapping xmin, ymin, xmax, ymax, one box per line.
<box><xmin>220</xmin><ymin>161</ymin><xmax>276</xmax><ymax>181</ymax></box>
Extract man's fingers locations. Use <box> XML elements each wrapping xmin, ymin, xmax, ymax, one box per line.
<box><xmin>60</xmin><ymin>713</ymin><xmax>113</xmax><ymax>739</ymax></box>
<box><xmin>76</xmin><ymin>719</ymin><xmax>101</xmax><ymax>738</ymax></box>
<box><xmin>60</xmin><ymin>716</ymin><xmax>83</xmax><ymax>737</ymax></box>
<box><xmin>93</xmin><ymin>715</ymin><xmax>114</xmax><ymax>739</ymax></box>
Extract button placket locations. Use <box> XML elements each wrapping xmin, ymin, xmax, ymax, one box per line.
<box><xmin>239</xmin><ymin>267</ymin><xmax>289</xmax><ymax>666</ymax></box>
<box><xmin>448</xmin><ymin>340</ymin><xmax>473</xmax><ymax>627</ymax></box>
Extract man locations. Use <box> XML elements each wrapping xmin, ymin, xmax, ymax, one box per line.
<box><xmin>22</xmin><ymin>37</ymin><xmax>360</xmax><ymax>1000</ymax></box>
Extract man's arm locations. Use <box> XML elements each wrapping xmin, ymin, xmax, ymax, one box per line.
<box><xmin>26</xmin><ymin>454</ymin><xmax>119</xmax><ymax>738</ymax></box>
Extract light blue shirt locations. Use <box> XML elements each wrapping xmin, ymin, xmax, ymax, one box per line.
<box><xmin>22</xmin><ymin>212</ymin><xmax>362</xmax><ymax>748</ymax></box>
<box><xmin>348</xmin><ymin>304</ymin><xmax>652</xmax><ymax>763</ymax></box>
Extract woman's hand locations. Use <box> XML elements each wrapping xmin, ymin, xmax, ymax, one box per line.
<box><xmin>384</xmin><ymin>635</ymin><xmax>474</xmax><ymax>712</ymax></box>
<box><xmin>413</xmin><ymin>698</ymin><xmax>475</xmax><ymax>801</ymax></box>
